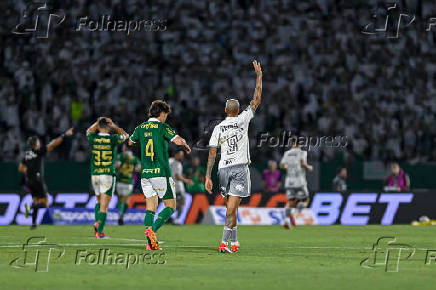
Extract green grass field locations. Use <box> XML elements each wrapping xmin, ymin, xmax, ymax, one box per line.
<box><xmin>0</xmin><ymin>225</ymin><xmax>435</xmax><ymax>290</ymax></box>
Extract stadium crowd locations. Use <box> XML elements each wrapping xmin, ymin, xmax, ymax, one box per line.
<box><xmin>1</xmin><ymin>0</ymin><xmax>436</xmax><ymax>166</ymax></box>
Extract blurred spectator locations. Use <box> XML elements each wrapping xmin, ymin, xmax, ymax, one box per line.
<box><xmin>263</xmin><ymin>160</ymin><xmax>280</xmax><ymax>193</ymax></box>
<box><xmin>384</xmin><ymin>163</ymin><xmax>410</xmax><ymax>192</ymax></box>
<box><xmin>0</xmin><ymin>0</ymin><xmax>435</xmax><ymax>165</ymax></box>
<box><xmin>185</xmin><ymin>156</ymin><xmax>206</xmax><ymax>193</ymax></box>
<box><xmin>332</xmin><ymin>167</ymin><xmax>348</xmax><ymax>192</ymax></box>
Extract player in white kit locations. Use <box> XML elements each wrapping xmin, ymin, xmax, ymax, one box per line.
<box><xmin>169</xmin><ymin>150</ymin><xmax>193</xmax><ymax>224</ymax></box>
<box><xmin>280</xmin><ymin>140</ymin><xmax>313</xmax><ymax>229</ymax></box>
<box><xmin>205</xmin><ymin>60</ymin><xmax>262</xmax><ymax>253</ymax></box>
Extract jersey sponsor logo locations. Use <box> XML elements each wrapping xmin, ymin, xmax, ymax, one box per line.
<box><xmin>141</xmin><ymin>123</ymin><xmax>158</xmax><ymax>129</ymax></box>
<box><xmin>93</xmin><ymin>138</ymin><xmax>111</xmax><ymax>143</ymax></box>
<box><xmin>220</xmin><ymin>123</ymin><xmax>238</xmax><ymax>132</ymax></box>
<box><xmin>166</xmin><ymin>128</ymin><xmax>175</xmax><ymax>136</ymax></box>
<box><xmin>142</xmin><ymin>168</ymin><xmax>160</xmax><ymax>174</ymax></box>
<box><xmin>224</xmin><ymin>158</ymin><xmax>235</xmax><ymax>165</ymax></box>
<box><xmin>25</xmin><ymin>151</ymin><xmax>38</xmax><ymax>160</ymax></box>
<box><xmin>144</xmin><ymin>132</ymin><xmax>152</xmax><ymax>137</ymax></box>
<box><xmin>94</xmin><ymin>168</ymin><xmax>112</xmax><ymax>174</ymax></box>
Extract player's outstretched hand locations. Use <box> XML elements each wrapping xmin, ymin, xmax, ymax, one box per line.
<box><xmin>205</xmin><ymin>177</ymin><xmax>213</xmax><ymax>194</ymax></box>
<box><xmin>253</xmin><ymin>60</ymin><xmax>262</xmax><ymax>76</ymax></box>
<box><xmin>65</xmin><ymin>127</ymin><xmax>74</xmax><ymax>136</ymax></box>
<box><xmin>184</xmin><ymin>144</ymin><xmax>192</xmax><ymax>154</ymax></box>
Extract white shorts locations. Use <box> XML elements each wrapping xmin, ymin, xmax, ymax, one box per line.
<box><xmin>116</xmin><ymin>182</ymin><xmax>133</xmax><ymax>196</ymax></box>
<box><xmin>286</xmin><ymin>185</ymin><xmax>309</xmax><ymax>200</ymax></box>
<box><xmin>91</xmin><ymin>175</ymin><xmax>115</xmax><ymax>196</ymax></box>
<box><xmin>218</xmin><ymin>164</ymin><xmax>251</xmax><ymax>198</ymax></box>
<box><xmin>141</xmin><ymin>177</ymin><xmax>176</xmax><ymax>200</ymax></box>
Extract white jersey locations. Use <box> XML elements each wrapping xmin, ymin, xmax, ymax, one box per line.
<box><xmin>280</xmin><ymin>147</ymin><xmax>308</xmax><ymax>188</ymax></box>
<box><xmin>169</xmin><ymin>157</ymin><xmax>185</xmax><ymax>194</ymax></box>
<box><xmin>209</xmin><ymin>106</ymin><xmax>254</xmax><ymax>169</ymax></box>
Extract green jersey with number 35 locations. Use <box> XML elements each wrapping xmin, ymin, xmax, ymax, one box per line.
<box><xmin>129</xmin><ymin>118</ymin><xmax>177</xmax><ymax>179</ymax></box>
<box><xmin>87</xmin><ymin>133</ymin><xmax>126</xmax><ymax>175</ymax></box>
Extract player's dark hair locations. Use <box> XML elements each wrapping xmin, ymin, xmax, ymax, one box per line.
<box><xmin>148</xmin><ymin>100</ymin><xmax>172</xmax><ymax>118</ymax></box>
<box><xmin>337</xmin><ymin>167</ymin><xmax>346</xmax><ymax>174</ymax></box>
<box><xmin>290</xmin><ymin>135</ymin><xmax>298</xmax><ymax>147</ymax></box>
<box><xmin>27</xmin><ymin>136</ymin><xmax>39</xmax><ymax>149</ymax></box>
<box><xmin>98</xmin><ymin>118</ymin><xmax>109</xmax><ymax>129</ymax></box>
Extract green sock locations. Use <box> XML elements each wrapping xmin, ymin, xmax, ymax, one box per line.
<box><xmin>97</xmin><ymin>212</ymin><xmax>107</xmax><ymax>234</ymax></box>
<box><xmin>144</xmin><ymin>210</ymin><xmax>155</xmax><ymax>228</ymax></box>
<box><xmin>121</xmin><ymin>202</ymin><xmax>128</xmax><ymax>215</ymax></box>
<box><xmin>152</xmin><ymin>207</ymin><xmax>175</xmax><ymax>232</ymax></box>
<box><xmin>94</xmin><ymin>203</ymin><xmax>100</xmax><ymax>222</ymax></box>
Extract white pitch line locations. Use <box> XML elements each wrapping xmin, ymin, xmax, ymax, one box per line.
<box><xmin>0</xmin><ymin>244</ymin><xmax>431</xmax><ymax>251</ymax></box>
<box><xmin>285</xmin><ymin>246</ymin><xmax>372</xmax><ymax>250</ymax></box>
<box><xmin>101</xmin><ymin>237</ymin><xmax>150</xmax><ymax>243</ymax></box>
<box><xmin>0</xmin><ymin>243</ymin><xmax>146</xmax><ymax>248</ymax></box>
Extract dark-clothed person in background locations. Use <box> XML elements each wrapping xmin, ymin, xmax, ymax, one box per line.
<box><xmin>332</xmin><ymin>167</ymin><xmax>347</xmax><ymax>192</ymax></box>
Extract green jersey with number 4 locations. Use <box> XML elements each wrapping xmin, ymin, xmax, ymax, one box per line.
<box><xmin>129</xmin><ymin>118</ymin><xmax>177</xmax><ymax>179</ymax></box>
<box><xmin>117</xmin><ymin>152</ymin><xmax>140</xmax><ymax>184</ymax></box>
<box><xmin>87</xmin><ymin>133</ymin><xmax>126</xmax><ymax>175</ymax></box>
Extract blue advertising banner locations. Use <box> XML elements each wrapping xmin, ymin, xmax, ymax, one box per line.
<box><xmin>46</xmin><ymin>208</ymin><xmax>146</xmax><ymax>225</ymax></box>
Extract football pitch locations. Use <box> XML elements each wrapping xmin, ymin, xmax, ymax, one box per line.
<box><xmin>0</xmin><ymin>225</ymin><xmax>435</xmax><ymax>290</ymax></box>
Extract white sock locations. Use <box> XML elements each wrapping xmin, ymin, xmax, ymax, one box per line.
<box><xmin>221</xmin><ymin>226</ymin><xmax>232</xmax><ymax>243</ymax></box>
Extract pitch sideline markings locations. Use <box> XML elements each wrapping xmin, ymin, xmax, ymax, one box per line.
<box><xmin>0</xmin><ymin>243</ymin><xmax>431</xmax><ymax>251</ymax></box>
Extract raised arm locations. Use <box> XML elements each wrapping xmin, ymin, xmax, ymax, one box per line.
<box><xmin>86</xmin><ymin>118</ymin><xmax>100</xmax><ymax>135</ymax></box>
<box><xmin>107</xmin><ymin>118</ymin><xmax>129</xmax><ymax>139</ymax></box>
<box><xmin>205</xmin><ymin>147</ymin><xmax>217</xmax><ymax>194</ymax></box>
<box><xmin>172</xmin><ymin>136</ymin><xmax>191</xmax><ymax>154</ymax></box>
<box><xmin>250</xmin><ymin>60</ymin><xmax>262</xmax><ymax>112</ymax></box>
<box><xmin>47</xmin><ymin>127</ymin><xmax>74</xmax><ymax>152</ymax></box>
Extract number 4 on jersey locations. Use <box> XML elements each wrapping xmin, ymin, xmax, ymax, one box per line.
<box><xmin>146</xmin><ymin>139</ymin><xmax>154</xmax><ymax>161</ymax></box>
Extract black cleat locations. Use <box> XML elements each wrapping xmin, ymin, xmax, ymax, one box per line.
<box><xmin>30</xmin><ymin>224</ymin><xmax>37</xmax><ymax>230</ymax></box>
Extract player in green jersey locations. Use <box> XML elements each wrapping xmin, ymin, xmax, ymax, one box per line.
<box><xmin>128</xmin><ymin>100</ymin><xmax>191</xmax><ymax>250</ymax></box>
<box><xmin>86</xmin><ymin>117</ymin><xmax>129</xmax><ymax>239</ymax></box>
<box><xmin>115</xmin><ymin>143</ymin><xmax>140</xmax><ymax>225</ymax></box>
